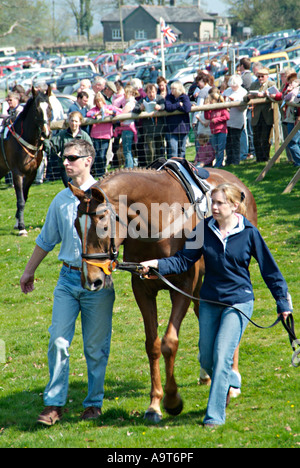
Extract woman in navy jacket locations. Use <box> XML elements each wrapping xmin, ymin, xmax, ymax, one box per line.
<box><xmin>165</xmin><ymin>81</ymin><xmax>191</xmax><ymax>158</ymax></box>
<box><xmin>141</xmin><ymin>183</ymin><xmax>292</xmax><ymax>427</ymax></box>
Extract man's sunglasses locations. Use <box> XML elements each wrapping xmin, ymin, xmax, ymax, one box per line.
<box><xmin>62</xmin><ymin>155</ymin><xmax>89</xmax><ymax>162</ymax></box>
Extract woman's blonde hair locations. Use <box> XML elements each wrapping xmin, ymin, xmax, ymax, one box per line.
<box><xmin>211</xmin><ymin>183</ymin><xmax>247</xmax><ymax>216</ymax></box>
<box><xmin>124</xmin><ymin>84</ymin><xmax>138</xmax><ymax>98</ymax></box>
<box><xmin>170</xmin><ymin>80</ymin><xmax>186</xmax><ymax>95</ymax></box>
<box><xmin>94</xmin><ymin>92</ymin><xmax>106</xmax><ymax>106</ymax></box>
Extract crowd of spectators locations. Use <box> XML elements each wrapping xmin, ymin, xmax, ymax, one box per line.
<box><xmin>1</xmin><ymin>56</ymin><xmax>300</xmax><ymax>186</ymax></box>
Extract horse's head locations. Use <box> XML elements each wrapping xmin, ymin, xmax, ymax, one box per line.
<box><xmin>70</xmin><ymin>184</ymin><xmax>120</xmax><ymax>291</ymax></box>
<box><xmin>32</xmin><ymin>86</ymin><xmax>52</xmax><ymax>140</ymax></box>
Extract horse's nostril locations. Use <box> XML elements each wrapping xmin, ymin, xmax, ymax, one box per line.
<box><xmin>93</xmin><ymin>279</ymin><xmax>103</xmax><ymax>289</ymax></box>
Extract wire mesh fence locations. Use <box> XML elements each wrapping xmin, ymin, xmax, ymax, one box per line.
<box><xmin>2</xmin><ymin>96</ymin><xmax>297</xmax><ymax>186</ymax></box>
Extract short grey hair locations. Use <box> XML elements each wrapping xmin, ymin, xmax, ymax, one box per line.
<box><xmin>228</xmin><ymin>75</ymin><xmax>243</xmax><ymax>88</ymax></box>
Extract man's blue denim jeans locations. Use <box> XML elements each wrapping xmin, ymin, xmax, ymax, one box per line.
<box><xmin>198</xmin><ymin>299</ymin><xmax>254</xmax><ymax>426</ymax></box>
<box><xmin>44</xmin><ymin>265</ymin><xmax>115</xmax><ymax>409</ymax></box>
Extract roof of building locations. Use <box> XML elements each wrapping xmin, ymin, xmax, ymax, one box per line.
<box><xmin>101</xmin><ymin>5</ymin><xmax>215</xmax><ymax>23</ymax></box>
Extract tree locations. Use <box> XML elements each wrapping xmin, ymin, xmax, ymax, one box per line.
<box><xmin>0</xmin><ymin>1</ymin><xmax>52</xmax><ymax>47</ymax></box>
<box><xmin>65</xmin><ymin>0</ymin><xmax>93</xmax><ymax>39</ymax></box>
<box><xmin>224</xmin><ymin>0</ymin><xmax>300</xmax><ymax>36</ymax></box>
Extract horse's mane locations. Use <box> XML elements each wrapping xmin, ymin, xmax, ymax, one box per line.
<box><xmin>17</xmin><ymin>97</ymin><xmax>34</xmax><ymax>121</ymax></box>
<box><xmin>98</xmin><ymin>167</ymin><xmax>161</xmax><ymax>184</ymax></box>
<box><xmin>16</xmin><ymin>91</ymin><xmax>49</xmax><ymax>122</ymax></box>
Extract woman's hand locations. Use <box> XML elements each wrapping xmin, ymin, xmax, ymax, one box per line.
<box><xmin>140</xmin><ymin>260</ymin><xmax>159</xmax><ymax>275</ymax></box>
<box><xmin>279</xmin><ymin>311</ymin><xmax>292</xmax><ymax>321</ymax></box>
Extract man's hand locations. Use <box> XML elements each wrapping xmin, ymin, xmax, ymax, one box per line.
<box><xmin>20</xmin><ymin>272</ymin><xmax>35</xmax><ymax>294</ymax></box>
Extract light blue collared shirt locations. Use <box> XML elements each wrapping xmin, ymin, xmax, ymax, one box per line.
<box><xmin>36</xmin><ymin>176</ymin><xmax>96</xmax><ymax>268</ymax></box>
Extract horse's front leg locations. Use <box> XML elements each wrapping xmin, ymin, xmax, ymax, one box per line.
<box><xmin>131</xmin><ymin>276</ymin><xmax>164</xmax><ymax>423</ymax></box>
<box><xmin>12</xmin><ymin>173</ymin><xmax>27</xmax><ymax>236</ymax></box>
<box><xmin>161</xmin><ymin>291</ymin><xmax>191</xmax><ymax>416</ymax></box>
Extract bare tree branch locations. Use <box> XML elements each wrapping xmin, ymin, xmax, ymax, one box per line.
<box><xmin>0</xmin><ymin>21</ymin><xmax>20</xmax><ymax>38</ymax></box>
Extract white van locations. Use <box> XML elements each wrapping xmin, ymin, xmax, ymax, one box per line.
<box><xmin>0</xmin><ymin>47</ymin><xmax>16</xmax><ymax>58</ymax></box>
<box><xmin>56</xmin><ymin>61</ymin><xmax>97</xmax><ymax>74</ymax></box>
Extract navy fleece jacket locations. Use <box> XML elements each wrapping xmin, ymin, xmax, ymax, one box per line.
<box><xmin>158</xmin><ymin>216</ymin><xmax>292</xmax><ymax>315</ymax></box>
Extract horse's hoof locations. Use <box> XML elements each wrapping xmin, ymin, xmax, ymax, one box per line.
<box><xmin>163</xmin><ymin>395</ymin><xmax>184</xmax><ymax>416</ymax></box>
<box><xmin>144</xmin><ymin>410</ymin><xmax>162</xmax><ymax>424</ymax></box>
<box><xmin>18</xmin><ymin>229</ymin><xmax>28</xmax><ymax>237</ymax></box>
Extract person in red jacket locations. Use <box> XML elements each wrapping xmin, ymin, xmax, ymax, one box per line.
<box><xmin>204</xmin><ymin>89</ymin><xmax>230</xmax><ymax>167</ymax></box>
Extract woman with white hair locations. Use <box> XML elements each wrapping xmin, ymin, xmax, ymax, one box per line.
<box><xmin>165</xmin><ymin>80</ymin><xmax>192</xmax><ymax>158</ymax></box>
<box><xmin>223</xmin><ymin>75</ymin><xmax>248</xmax><ymax>165</ymax></box>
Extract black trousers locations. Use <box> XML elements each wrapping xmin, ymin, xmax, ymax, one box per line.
<box><xmin>252</xmin><ymin>114</ymin><xmax>273</xmax><ymax>162</ymax></box>
<box><xmin>226</xmin><ymin>126</ymin><xmax>243</xmax><ymax>165</ymax></box>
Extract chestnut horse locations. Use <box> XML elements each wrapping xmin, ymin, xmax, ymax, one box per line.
<box><xmin>71</xmin><ymin>167</ymin><xmax>257</xmax><ymax>423</ymax></box>
<box><xmin>0</xmin><ymin>87</ymin><xmax>52</xmax><ymax>235</ymax></box>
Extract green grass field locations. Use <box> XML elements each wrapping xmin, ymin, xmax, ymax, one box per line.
<box><xmin>0</xmin><ymin>157</ymin><xmax>299</xmax><ymax>448</ymax></box>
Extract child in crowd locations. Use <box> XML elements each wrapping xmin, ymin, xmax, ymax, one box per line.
<box><xmin>86</xmin><ymin>92</ymin><xmax>121</xmax><ymax>177</ymax></box>
<box><xmin>204</xmin><ymin>89</ymin><xmax>230</xmax><ymax>167</ymax></box>
<box><xmin>194</xmin><ymin>134</ymin><xmax>215</xmax><ymax>167</ymax></box>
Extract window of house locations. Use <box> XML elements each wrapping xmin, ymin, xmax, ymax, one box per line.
<box><xmin>135</xmin><ymin>30</ymin><xmax>147</xmax><ymax>40</ymax></box>
<box><xmin>112</xmin><ymin>29</ymin><xmax>121</xmax><ymax>40</ymax></box>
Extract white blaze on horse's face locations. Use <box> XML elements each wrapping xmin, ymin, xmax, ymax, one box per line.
<box><xmin>78</xmin><ymin>212</ymin><xmax>107</xmax><ymax>291</ymax></box>
<box><xmin>78</xmin><ymin>214</ymin><xmax>92</xmax><ymax>289</ymax></box>
<box><xmin>40</xmin><ymin>102</ymin><xmax>51</xmax><ymax>138</ymax></box>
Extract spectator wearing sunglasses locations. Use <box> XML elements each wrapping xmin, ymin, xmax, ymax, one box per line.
<box><xmin>20</xmin><ymin>139</ymin><xmax>115</xmax><ymax>426</ymax></box>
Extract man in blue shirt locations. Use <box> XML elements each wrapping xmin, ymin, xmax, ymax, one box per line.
<box><xmin>68</xmin><ymin>91</ymin><xmax>89</xmax><ymax>117</ymax></box>
<box><xmin>20</xmin><ymin>139</ymin><xmax>115</xmax><ymax>426</ymax></box>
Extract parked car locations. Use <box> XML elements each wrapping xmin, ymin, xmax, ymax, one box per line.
<box><xmin>258</xmin><ymin>35</ymin><xmax>299</xmax><ymax>55</ymax></box>
<box><xmin>55</xmin><ymin>69</ymin><xmax>99</xmax><ymax>92</ymax></box>
<box><xmin>286</xmin><ymin>43</ymin><xmax>300</xmax><ymax>65</ymax></box>
<box><xmin>55</xmin><ymin>93</ymin><xmax>76</xmax><ymax>118</ymax></box>
<box><xmin>0</xmin><ymin>64</ymin><xmax>21</xmax><ymax>78</ymax></box>
<box><xmin>122</xmin><ymin>54</ymin><xmax>159</xmax><ymax>71</ymax></box>
<box><xmin>0</xmin><ymin>67</ymin><xmax>44</xmax><ymax>90</ymax></box>
<box><xmin>20</xmin><ymin>69</ymin><xmax>61</xmax><ymax>91</ymax></box>
<box><xmin>56</xmin><ymin>61</ymin><xmax>97</xmax><ymax>74</ymax></box>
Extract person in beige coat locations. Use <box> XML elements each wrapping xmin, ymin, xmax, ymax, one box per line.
<box><xmin>245</xmin><ymin>68</ymin><xmax>274</xmax><ymax>161</ymax></box>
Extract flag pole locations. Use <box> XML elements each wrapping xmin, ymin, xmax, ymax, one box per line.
<box><xmin>160</xmin><ymin>17</ymin><xmax>166</xmax><ymax>78</ymax></box>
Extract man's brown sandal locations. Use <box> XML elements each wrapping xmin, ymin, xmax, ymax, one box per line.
<box><xmin>81</xmin><ymin>406</ymin><xmax>102</xmax><ymax>421</ymax></box>
<box><xmin>37</xmin><ymin>406</ymin><xmax>63</xmax><ymax>426</ymax></box>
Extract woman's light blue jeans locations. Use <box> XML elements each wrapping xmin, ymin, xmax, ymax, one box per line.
<box><xmin>199</xmin><ymin>299</ymin><xmax>254</xmax><ymax>426</ymax></box>
<box><xmin>44</xmin><ymin>265</ymin><xmax>115</xmax><ymax>409</ymax></box>
<box><xmin>122</xmin><ymin>130</ymin><xmax>134</xmax><ymax>168</ymax></box>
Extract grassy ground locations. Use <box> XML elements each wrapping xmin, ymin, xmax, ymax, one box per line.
<box><xmin>0</xmin><ymin>157</ymin><xmax>299</xmax><ymax>448</ymax></box>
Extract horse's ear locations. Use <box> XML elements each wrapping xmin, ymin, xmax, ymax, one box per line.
<box><xmin>47</xmin><ymin>85</ymin><xmax>52</xmax><ymax>97</ymax></box>
<box><xmin>91</xmin><ymin>187</ymin><xmax>105</xmax><ymax>204</ymax></box>
<box><xmin>68</xmin><ymin>183</ymin><xmax>86</xmax><ymax>202</ymax></box>
<box><xmin>32</xmin><ymin>86</ymin><xmax>37</xmax><ymax>98</ymax></box>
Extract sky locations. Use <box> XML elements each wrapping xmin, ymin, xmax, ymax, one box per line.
<box><xmin>209</xmin><ymin>0</ymin><xmax>228</xmax><ymax>15</ymax></box>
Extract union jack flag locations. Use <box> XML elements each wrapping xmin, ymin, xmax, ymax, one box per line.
<box><xmin>160</xmin><ymin>19</ymin><xmax>177</xmax><ymax>44</ymax></box>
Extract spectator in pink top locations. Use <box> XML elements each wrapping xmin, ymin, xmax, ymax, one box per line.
<box><xmin>204</xmin><ymin>89</ymin><xmax>230</xmax><ymax>167</ymax></box>
<box><xmin>86</xmin><ymin>92</ymin><xmax>121</xmax><ymax>177</ymax></box>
